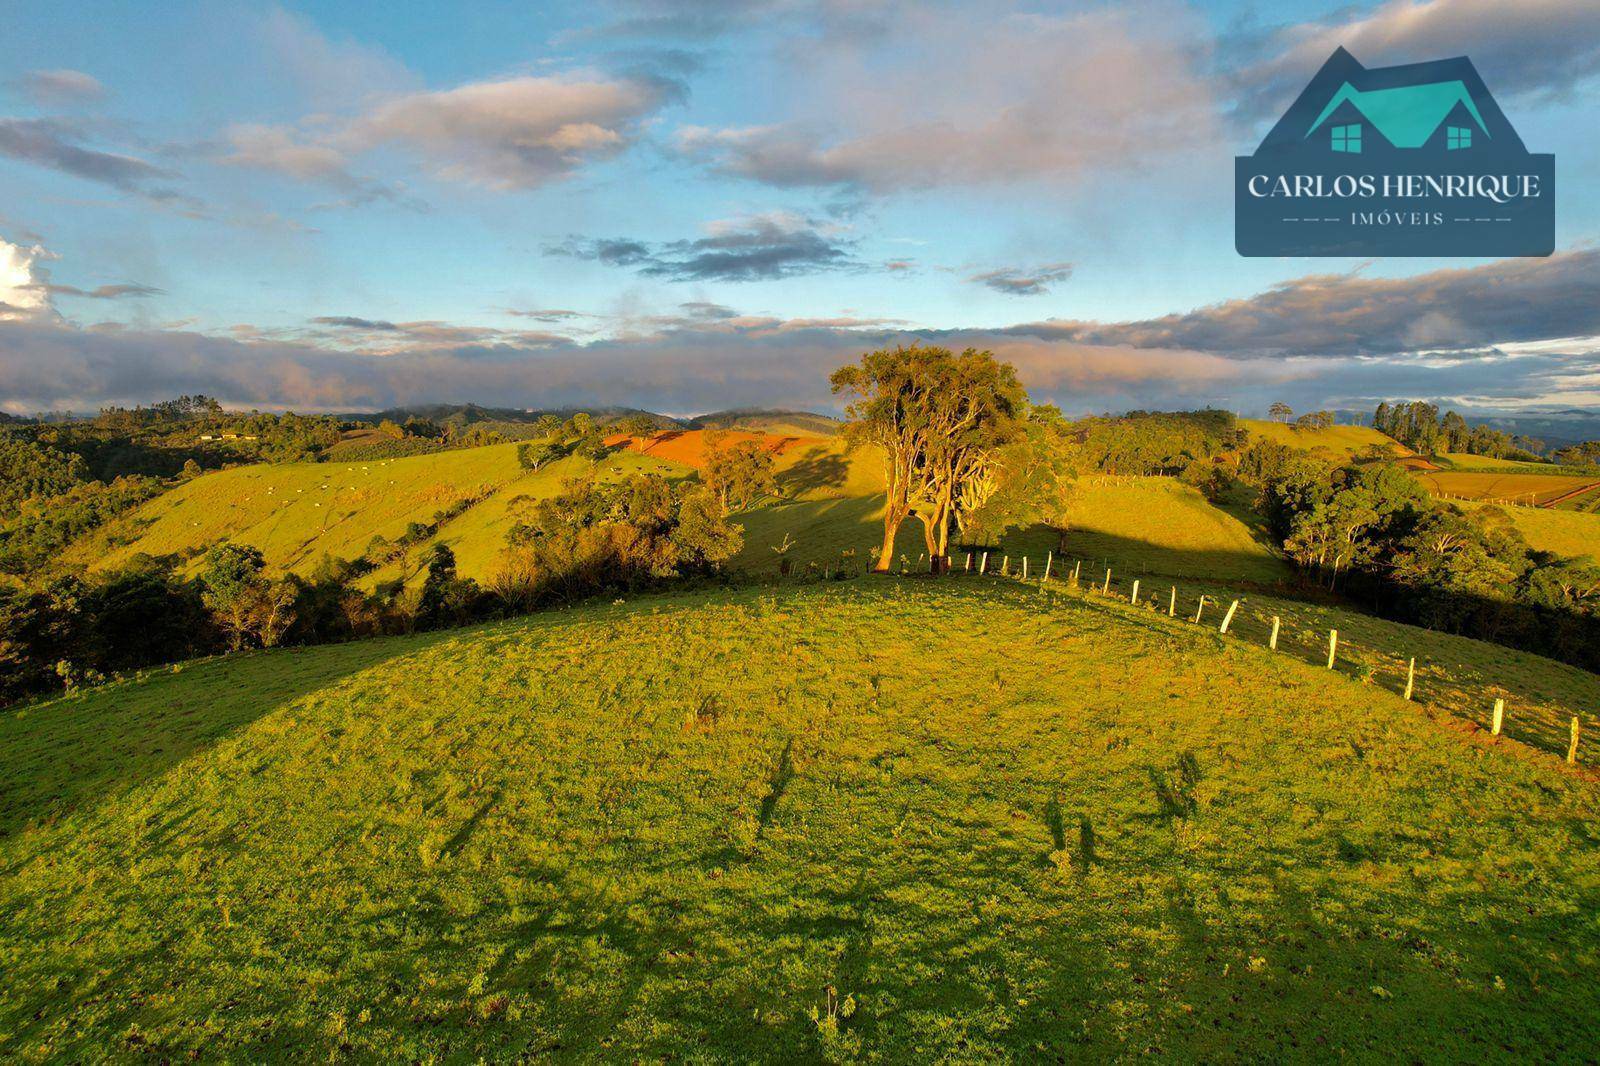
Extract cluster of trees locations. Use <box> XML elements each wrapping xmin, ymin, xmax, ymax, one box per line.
<box><xmin>0</xmin><ymin>430</ymin><xmax>165</xmax><ymax>577</ymax></box>
<box><xmin>1240</xmin><ymin>440</ymin><xmax>1600</xmax><ymax>670</ymax></box>
<box><xmin>1552</xmin><ymin>440</ymin><xmax>1600</xmax><ymax>470</ymax></box>
<box><xmin>832</xmin><ymin>345</ymin><xmax>1028</xmax><ymax>572</ymax></box>
<box><xmin>702</xmin><ymin>431</ymin><xmax>778</xmax><ymax>511</ymax></box>
<box><xmin>1266</xmin><ymin>403</ymin><xmax>1337</xmax><ymax>430</ymax></box>
<box><xmin>494</xmin><ymin>474</ymin><xmax>742</xmax><ymax>610</ymax></box>
<box><xmin>515</xmin><ymin>412</ymin><xmax>615</xmax><ymax>471</ymax></box>
<box><xmin>1371</xmin><ymin>401</ymin><xmax>1543</xmax><ymax>460</ymax></box>
<box><xmin>1070</xmin><ymin>409</ymin><xmax>1245</xmax><ymax>477</ymax></box>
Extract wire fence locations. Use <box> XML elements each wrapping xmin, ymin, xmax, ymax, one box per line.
<box><xmin>874</xmin><ymin>545</ymin><xmax>1590</xmax><ymax>771</ymax></box>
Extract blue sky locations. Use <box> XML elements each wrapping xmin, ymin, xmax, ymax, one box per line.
<box><xmin>3</xmin><ymin>0</ymin><xmax>1599</xmax><ymax>417</ymax></box>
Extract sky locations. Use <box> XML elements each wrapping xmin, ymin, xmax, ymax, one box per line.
<box><xmin>2</xmin><ymin>0</ymin><xmax>1599</xmax><ymax>418</ymax></box>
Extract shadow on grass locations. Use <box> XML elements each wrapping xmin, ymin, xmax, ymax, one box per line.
<box><xmin>780</xmin><ymin>449</ymin><xmax>850</xmax><ymax>496</ymax></box>
<box><xmin>0</xmin><ymin>631</ymin><xmax>459</xmax><ymax>840</ymax></box>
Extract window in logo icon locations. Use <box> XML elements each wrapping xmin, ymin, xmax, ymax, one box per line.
<box><xmin>1331</xmin><ymin>123</ymin><xmax>1362</xmax><ymax>153</ymax></box>
<box><xmin>1446</xmin><ymin>125</ymin><xmax>1472</xmax><ymax>150</ymax></box>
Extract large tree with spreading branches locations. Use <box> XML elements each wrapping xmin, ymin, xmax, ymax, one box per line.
<box><xmin>830</xmin><ymin>345</ymin><xmax>1025</xmax><ymax>573</ymax></box>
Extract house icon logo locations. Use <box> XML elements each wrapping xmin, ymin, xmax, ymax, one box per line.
<box><xmin>1236</xmin><ymin>48</ymin><xmax>1554</xmax><ymax>257</ymax></box>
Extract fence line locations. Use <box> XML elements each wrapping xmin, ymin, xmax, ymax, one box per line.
<box><xmin>938</xmin><ymin>548</ymin><xmax>1587</xmax><ymax>770</ymax></box>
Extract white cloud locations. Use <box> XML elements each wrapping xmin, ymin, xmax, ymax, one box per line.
<box><xmin>677</xmin><ymin>3</ymin><xmax>1217</xmax><ymax>193</ymax></box>
<box><xmin>219</xmin><ymin>124</ymin><xmax>357</xmax><ymax>185</ymax></box>
<box><xmin>0</xmin><ymin>237</ymin><xmax>55</xmax><ymax>321</ymax></box>
<box><xmin>347</xmin><ymin>74</ymin><xmax>676</xmax><ymax>189</ymax></box>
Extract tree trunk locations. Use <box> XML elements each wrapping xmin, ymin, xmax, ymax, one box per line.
<box><xmin>876</xmin><ymin>516</ymin><xmax>901</xmax><ymax>572</ymax></box>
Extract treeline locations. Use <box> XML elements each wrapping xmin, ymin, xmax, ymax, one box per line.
<box><xmin>1070</xmin><ymin>409</ymin><xmax>1246</xmax><ymax>477</ymax></box>
<box><xmin>0</xmin><ymin>472</ymin><xmax>744</xmax><ymax>707</ymax></box>
<box><xmin>1371</xmin><ymin>401</ymin><xmax>1545</xmax><ymax>460</ymax></box>
<box><xmin>1240</xmin><ymin>440</ymin><xmax>1600</xmax><ymax>671</ymax></box>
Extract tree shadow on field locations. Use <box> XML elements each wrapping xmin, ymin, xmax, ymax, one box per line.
<box><xmin>780</xmin><ymin>448</ymin><xmax>849</xmax><ymax>496</ymax></box>
<box><xmin>0</xmin><ymin>631</ymin><xmax>459</xmax><ymax>840</ymax></box>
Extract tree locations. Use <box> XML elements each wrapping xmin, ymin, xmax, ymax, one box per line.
<box><xmin>1294</xmin><ymin>410</ymin><xmax>1334</xmax><ymax>431</ymax></box>
<box><xmin>416</xmin><ymin>543</ymin><xmax>488</xmax><ymax>629</ymax></box>
<box><xmin>830</xmin><ymin>344</ymin><xmax>1024</xmax><ymax>573</ymax></box>
<box><xmin>201</xmin><ymin>544</ymin><xmax>296</xmax><ymax>649</ymax></box>
<box><xmin>704</xmin><ymin>439</ymin><xmax>777</xmax><ymax>512</ymax></box>
<box><xmin>517</xmin><ymin>440</ymin><xmax>565</xmax><ymax>471</ymax></box>
<box><xmin>1268</xmin><ymin>402</ymin><xmax>1293</xmax><ymax>423</ymax></box>
<box><xmin>672</xmin><ymin>488</ymin><xmax>743</xmax><ymax>570</ymax></box>
<box><xmin>619</xmin><ymin>414</ymin><xmax>658</xmax><ymax>437</ymax></box>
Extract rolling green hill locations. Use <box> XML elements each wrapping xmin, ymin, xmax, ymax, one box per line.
<box><xmin>2</xmin><ymin>579</ymin><xmax>1596</xmax><ymax>1060</ymax></box>
<box><xmin>1241</xmin><ymin>418</ymin><xmax>1407</xmax><ymax>457</ymax></box>
<box><xmin>75</xmin><ymin>443</ymin><xmax>689</xmax><ymax>586</ymax></box>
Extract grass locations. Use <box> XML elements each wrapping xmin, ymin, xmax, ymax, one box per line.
<box><xmin>1434</xmin><ymin>453</ymin><xmax>1560</xmax><ymax>473</ymax></box>
<box><xmin>2</xmin><ymin>578</ymin><xmax>1598</xmax><ymax>1060</ymax></box>
<box><xmin>1240</xmin><ymin>419</ymin><xmax>1406</xmax><ymax>457</ymax></box>
<box><xmin>1411</xmin><ymin>469</ymin><xmax>1600</xmax><ymax>508</ymax></box>
<box><xmin>1455</xmin><ymin>501</ymin><xmax>1600</xmax><ymax>560</ymax></box>
<box><xmin>1007</xmin><ymin>478</ymin><xmax>1289</xmax><ymax>584</ymax></box>
<box><xmin>72</xmin><ymin>444</ymin><xmax>686</xmax><ymax>586</ymax></box>
<box><xmin>732</xmin><ymin>474</ymin><xmax>1289</xmax><ymax>584</ymax></box>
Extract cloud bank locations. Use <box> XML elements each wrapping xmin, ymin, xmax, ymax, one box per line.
<box><xmin>551</xmin><ymin>211</ymin><xmax>856</xmax><ymax>281</ymax></box>
<box><xmin>4</xmin><ymin>250</ymin><xmax>1598</xmax><ymax>417</ymax></box>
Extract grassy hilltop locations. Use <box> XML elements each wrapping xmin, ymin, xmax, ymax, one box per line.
<box><xmin>1239</xmin><ymin>418</ymin><xmax>1407</xmax><ymax>457</ymax></box>
<box><xmin>3</xmin><ymin>578</ymin><xmax>1598</xmax><ymax>1060</ymax></box>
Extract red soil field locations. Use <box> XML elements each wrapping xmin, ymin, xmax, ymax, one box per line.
<box><xmin>603</xmin><ymin>429</ymin><xmax>818</xmax><ymax>470</ymax></box>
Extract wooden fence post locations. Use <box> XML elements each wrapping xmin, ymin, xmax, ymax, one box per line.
<box><xmin>1219</xmin><ymin>599</ymin><xmax>1239</xmax><ymax>634</ymax></box>
<box><xmin>964</xmin><ymin>552</ymin><xmax>972</xmax><ymax>572</ymax></box>
<box><xmin>1168</xmin><ymin>586</ymin><xmax>1176</xmax><ymax>617</ymax></box>
<box><xmin>1268</xmin><ymin>615</ymin><xmax>1280</xmax><ymax>650</ymax></box>
<box><xmin>1403</xmin><ymin>657</ymin><xmax>1415</xmax><ymax>701</ymax></box>
<box><xmin>1043</xmin><ymin>551</ymin><xmax>1052</xmax><ymax>580</ymax></box>
<box><xmin>1130</xmin><ymin>579</ymin><xmax>1140</xmax><ymax>606</ymax></box>
<box><xmin>1102</xmin><ymin>568</ymin><xmax>1112</xmax><ymax>595</ymax></box>
<box><xmin>980</xmin><ymin>551</ymin><xmax>988</xmax><ymax>575</ymax></box>
<box><xmin>1569</xmin><ymin>717</ymin><xmax>1581</xmax><ymax>764</ymax></box>
<box><xmin>1492</xmin><ymin>698</ymin><xmax>1504</xmax><ymax>737</ymax></box>
<box><xmin>1326</xmin><ymin>629</ymin><xmax>1338</xmax><ymax>669</ymax></box>
<box><xmin>1194</xmin><ymin>596</ymin><xmax>1206</xmax><ymax>624</ymax></box>
<box><xmin>1072</xmin><ymin>560</ymin><xmax>1081</xmax><ymax>586</ymax></box>
<box><xmin>1022</xmin><ymin>556</ymin><xmax>1029</xmax><ymax>580</ymax></box>
<box><xmin>1001</xmin><ymin>555</ymin><xmax>1009</xmax><ymax>576</ymax></box>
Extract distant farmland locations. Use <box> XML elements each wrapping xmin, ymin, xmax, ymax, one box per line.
<box><xmin>1413</xmin><ymin>470</ymin><xmax>1600</xmax><ymax>509</ymax></box>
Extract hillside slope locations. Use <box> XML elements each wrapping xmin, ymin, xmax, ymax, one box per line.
<box><xmin>1457</xmin><ymin>501</ymin><xmax>1600</xmax><ymax>560</ymax></box>
<box><xmin>1241</xmin><ymin>418</ymin><xmax>1407</xmax><ymax>457</ymax></box>
<box><xmin>2</xmin><ymin>580</ymin><xmax>1596</xmax><ymax>1060</ymax></box>
<box><xmin>733</xmin><ymin>471</ymin><xmax>1289</xmax><ymax>583</ymax></box>
<box><xmin>76</xmin><ymin>443</ymin><xmax>688</xmax><ymax>585</ymax></box>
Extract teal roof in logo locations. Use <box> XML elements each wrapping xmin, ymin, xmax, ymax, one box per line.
<box><xmin>1306</xmin><ymin>80</ymin><xmax>1489</xmax><ymax>147</ymax></box>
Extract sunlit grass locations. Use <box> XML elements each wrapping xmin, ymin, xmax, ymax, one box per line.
<box><xmin>1240</xmin><ymin>418</ymin><xmax>1406</xmax><ymax>457</ymax></box>
<box><xmin>71</xmin><ymin>444</ymin><xmax>686</xmax><ymax>586</ymax></box>
<box><xmin>2</xmin><ymin>579</ymin><xmax>1598</xmax><ymax>1060</ymax></box>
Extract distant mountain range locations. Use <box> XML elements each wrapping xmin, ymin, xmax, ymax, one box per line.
<box><xmin>1449</xmin><ymin>409</ymin><xmax>1600</xmax><ymax>450</ymax></box>
<box><xmin>346</xmin><ymin>403</ymin><xmax>843</xmax><ymax>436</ymax></box>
